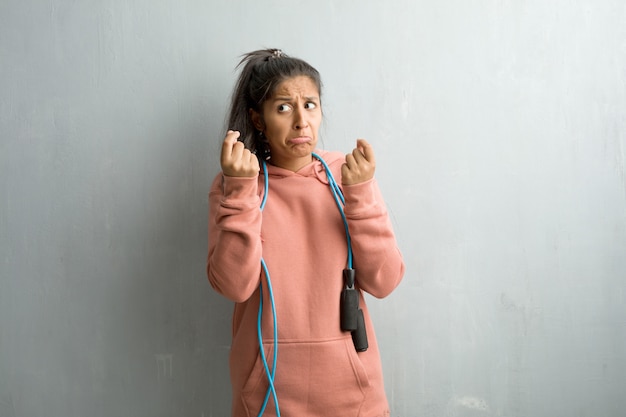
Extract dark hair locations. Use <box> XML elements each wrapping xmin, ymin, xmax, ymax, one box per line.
<box><xmin>225</xmin><ymin>48</ymin><xmax>323</xmax><ymax>155</ymax></box>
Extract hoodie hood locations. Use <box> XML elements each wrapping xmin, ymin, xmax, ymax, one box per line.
<box><xmin>262</xmin><ymin>149</ymin><xmax>345</xmax><ymax>185</ymax></box>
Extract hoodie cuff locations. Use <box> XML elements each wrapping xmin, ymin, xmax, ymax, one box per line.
<box><xmin>342</xmin><ymin>178</ymin><xmax>384</xmax><ymax>218</ymax></box>
<box><xmin>221</xmin><ymin>174</ymin><xmax>260</xmax><ymax>208</ymax></box>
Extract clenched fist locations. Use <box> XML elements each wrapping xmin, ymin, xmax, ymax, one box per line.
<box><xmin>220</xmin><ymin>130</ymin><xmax>260</xmax><ymax>177</ymax></box>
<box><xmin>342</xmin><ymin>139</ymin><xmax>376</xmax><ymax>185</ymax></box>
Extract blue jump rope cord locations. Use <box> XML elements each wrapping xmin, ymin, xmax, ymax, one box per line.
<box><xmin>256</xmin><ymin>155</ymin><xmax>353</xmax><ymax>417</ymax></box>
<box><xmin>257</xmin><ymin>160</ymin><xmax>279</xmax><ymax>417</ymax></box>
<box><xmin>257</xmin><ymin>258</ymin><xmax>279</xmax><ymax>416</ymax></box>
<box><xmin>312</xmin><ymin>152</ymin><xmax>353</xmax><ymax>269</ymax></box>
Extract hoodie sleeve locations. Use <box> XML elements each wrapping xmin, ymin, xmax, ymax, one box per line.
<box><xmin>207</xmin><ymin>173</ymin><xmax>263</xmax><ymax>303</ymax></box>
<box><xmin>342</xmin><ymin>178</ymin><xmax>405</xmax><ymax>299</ymax></box>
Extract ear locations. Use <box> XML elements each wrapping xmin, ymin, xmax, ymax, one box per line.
<box><xmin>249</xmin><ymin>108</ymin><xmax>264</xmax><ymax>132</ymax></box>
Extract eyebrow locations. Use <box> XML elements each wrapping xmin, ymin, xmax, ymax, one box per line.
<box><xmin>272</xmin><ymin>96</ymin><xmax>320</xmax><ymax>102</ymax></box>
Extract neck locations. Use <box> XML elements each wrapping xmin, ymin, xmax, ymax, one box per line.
<box><xmin>268</xmin><ymin>155</ymin><xmax>314</xmax><ymax>172</ymax></box>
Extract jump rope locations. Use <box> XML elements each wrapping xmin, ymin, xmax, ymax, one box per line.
<box><xmin>255</xmin><ymin>153</ymin><xmax>367</xmax><ymax>417</ymax></box>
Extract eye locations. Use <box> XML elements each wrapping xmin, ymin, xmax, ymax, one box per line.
<box><xmin>305</xmin><ymin>102</ymin><xmax>317</xmax><ymax>110</ymax></box>
<box><xmin>278</xmin><ymin>104</ymin><xmax>292</xmax><ymax>113</ymax></box>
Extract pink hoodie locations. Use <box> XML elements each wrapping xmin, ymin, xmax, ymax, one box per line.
<box><xmin>207</xmin><ymin>150</ymin><xmax>404</xmax><ymax>417</ymax></box>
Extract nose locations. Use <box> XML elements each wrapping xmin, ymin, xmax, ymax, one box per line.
<box><xmin>293</xmin><ymin>107</ymin><xmax>308</xmax><ymax>130</ymax></box>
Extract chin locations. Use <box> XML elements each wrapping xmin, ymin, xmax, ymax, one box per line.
<box><xmin>291</xmin><ymin>144</ymin><xmax>314</xmax><ymax>155</ymax></box>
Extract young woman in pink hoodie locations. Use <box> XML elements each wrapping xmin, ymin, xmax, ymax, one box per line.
<box><xmin>207</xmin><ymin>48</ymin><xmax>405</xmax><ymax>417</ymax></box>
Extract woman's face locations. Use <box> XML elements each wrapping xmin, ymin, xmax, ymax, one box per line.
<box><xmin>253</xmin><ymin>75</ymin><xmax>322</xmax><ymax>172</ymax></box>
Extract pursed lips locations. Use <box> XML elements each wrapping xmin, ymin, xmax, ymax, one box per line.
<box><xmin>289</xmin><ymin>136</ymin><xmax>312</xmax><ymax>145</ymax></box>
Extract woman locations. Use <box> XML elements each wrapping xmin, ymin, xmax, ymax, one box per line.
<box><xmin>207</xmin><ymin>48</ymin><xmax>405</xmax><ymax>417</ymax></box>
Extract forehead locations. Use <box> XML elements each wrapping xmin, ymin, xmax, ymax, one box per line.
<box><xmin>272</xmin><ymin>76</ymin><xmax>319</xmax><ymax>98</ymax></box>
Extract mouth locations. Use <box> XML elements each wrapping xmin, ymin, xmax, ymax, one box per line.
<box><xmin>289</xmin><ymin>136</ymin><xmax>312</xmax><ymax>145</ymax></box>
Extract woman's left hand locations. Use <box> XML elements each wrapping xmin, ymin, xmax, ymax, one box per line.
<box><xmin>342</xmin><ymin>139</ymin><xmax>376</xmax><ymax>185</ymax></box>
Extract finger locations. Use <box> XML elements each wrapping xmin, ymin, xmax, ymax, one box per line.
<box><xmin>249</xmin><ymin>152</ymin><xmax>260</xmax><ymax>171</ymax></box>
<box><xmin>350</xmin><ymin>139</ymin><xmax>367</xmax><ymax>163</ymax></box>
<box><xmin>221</xmin><ymin>130</ymin><xmax>240</xmax><ymax>161</ymax></box>
<box><xmin>351</xmin><ymin>146</ymin><xmax>366</xmax><ymax>164</ymax></box>
<box><xmin>355</xmin><ymin>139</ymin><xmax>375</xmax><ymax>164</ymax></box>
<box><xmin>344</xmin><ymin>152</ymin><xmax>357</xmax><ymax>169</ymax></box>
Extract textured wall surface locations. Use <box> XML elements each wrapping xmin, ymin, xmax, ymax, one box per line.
<box><xmin>1</xmin><ymin>1</ymin><xmax>625</xmax><ymax>416</ymax></box>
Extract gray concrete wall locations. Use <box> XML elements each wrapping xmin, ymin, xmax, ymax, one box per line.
<box><xmin>1</xmin><ymin>1</ymin><xmax>625</xmax><ymax>416</ymax></box>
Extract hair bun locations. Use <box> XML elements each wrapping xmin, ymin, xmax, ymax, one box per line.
<box><xmin>269</xmin><ymin>49</ymin><xmax>286</xmax><ymax>59</ymax></box>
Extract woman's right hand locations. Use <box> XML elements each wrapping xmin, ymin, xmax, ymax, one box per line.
<box><xmin>220</xmin><ymin>130</ymin><xmax>260</xmax><ymax>177</ymax></box>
